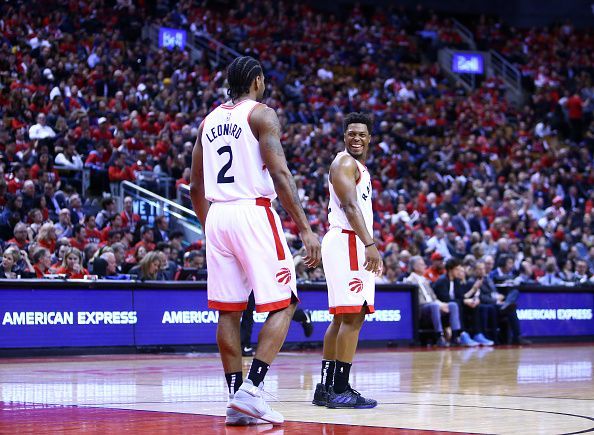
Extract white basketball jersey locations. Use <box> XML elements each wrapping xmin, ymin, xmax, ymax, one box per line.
<box><xmin>327</xmin><ymin>151</ymin><xmax>373</xmax><ymax>235</ymax></box>
<box><xmin>201</xmin><ymin>99</ymin><xmax>276</xmax><ymax>202</ymax></box>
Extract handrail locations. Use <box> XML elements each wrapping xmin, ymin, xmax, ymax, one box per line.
<box><xmin>452</xmin><ymin>18</ymin><xmax>476</xmax><ymax>50</ymax></box>
<box><xmin>145</xmin><ymin>23</ymin><xmax>242</xmax><ymax>68</ymax></box>
<box><xmin>490</xmin><ymin>49</ymin><xmax>522</xmax><ymax>91</ymax></box>
<box><xmin>120</xmin><ymin>180</ymin><xmax>194</xmax><ymax>215</ymax></box>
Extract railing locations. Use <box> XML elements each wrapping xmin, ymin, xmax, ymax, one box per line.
<box><xmin>438</xmin><ymin>48</ymin><xmax>474</xmax><ymax>91</ymax></box>
<box><xmin>177</xmin><ymin>183</ymin><xmax>192</xmax><ymax>210</ymax></box>
<box><xmin>489</xmin><ymin>50</ymin><xmax>523</xmax><ymax>103</ymax></box>
<box><xmin>452</xmin><ymin>18</ymin><xmax>476</xmax><ymax>50</ymax></box>
<box><xmin>119</xmin><ymin>180</ymin><xmax>203</xmax><ymax>244</ymax></box>
<box><xmin>144</xmin><ymin>24</ymin><xmax>241</xmax><ymax>68</ymax></box>
<box><xmin>191</xmin><ymin>31</ymin><xmax>241</xmax><ymax>68</ymax></box>
<box><xmin>143</xmin><ymin>24</ymin><xmax>204</xmax><ymax>62</ymax></box>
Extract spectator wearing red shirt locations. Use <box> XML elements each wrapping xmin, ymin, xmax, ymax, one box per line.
<box><xmin>566</xmin><ymin>92</ymin><xmax>584</xmax><ymax>141</ymax></box>
<box><xmin>424</xmin><ymin>252</ymin><xmax>445</xmax><ymax>283</ymax></box>
<box><xmin>32</xmin><ymin>248</ymin><xmax>53</xmax><ymax>278</ymax></box>
<box><xmin>169</xmin><ymin>112</ymin><xmax>186</xmax><ymax>132</ymax></box>
<box><xmin>55</xmin><ymin>247</ymin><xmax>89</xmax><ymax>279</ymax></box>
<box><xmin>85</xmin><ymin>141</ymin><xmax>110</xmax><ymax>169</ymax></box>
<box><xmin>108</xmin><ymin>152</ymin><xmax>136</xmax><ymax>182</ymax></box>
<box><xmin>84</xmin><ymin>215</ymin><xmax>102</xmax><ymax>245</ymax></box>
<box><xmin>6</xmin><ymin>164</ymin><xmax>26</xmax><ymax>194</ymax></box>
<box><xmin>7</xmin><ymin>222</ymin><xmax>29</xmax><ymax>251</ymax></box>
<box><xmin>69</xmin><ymin>224</ymin><xmax>87</xmax><ymax>251</ymax></box>
<box><xmin>141</xmin><ymin>111</ymin><xmax>161</xmax><ymax>135</ymax></box>
<box><xmin>30</xmin><ymin>153</ymin><xmax>61</xmax><ymax>186</ymax></box>
<box><xmin>36</xmin><ymin>222</ymin><xmax>57</xmax><ymax>255</ymax></box>
<box><xmin>120</xmin><ymin>196</ymin><xmax>141</xmax><ymax>231</ymax></box>
<box><xmin>101</xmin><ymin>214</ymin><xmax>125</xmax><ymax>242</ymax></box>
<box><xmin>92</xmin><ymin>117</ymin><xmax>113</xmax><ymax>141</ymax></box>
<box><xmin>134</xmin><ymin>226</ymin><xmax>156</xmax><ymax>253</ymax></box>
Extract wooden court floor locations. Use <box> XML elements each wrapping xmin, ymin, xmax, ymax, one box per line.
<box><xmin>0</xmin><ymin>344</ymin><xmax>593</xmax><ymax>434</ymax></box>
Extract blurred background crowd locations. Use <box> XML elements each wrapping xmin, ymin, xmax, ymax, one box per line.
<box><xmin>0</xmin><ymin>0</ymin><xmax>593</xmax><ymax>293</ymax></box>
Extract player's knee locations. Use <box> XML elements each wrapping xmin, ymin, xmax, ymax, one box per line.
<box><xmin>341</xmin><ymin>312</ymin><xmax>365</xmax><ymax>328</ymax></box>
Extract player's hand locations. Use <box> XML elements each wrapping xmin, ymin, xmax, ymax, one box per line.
<box><xmin>364</xmin><ymin>244</ymin><xmax>382</xmax><ymax>276</ymax></box>
<box><xmin>300</xmin><ymin>229</ymin><xmax>321</xmax><ymax>268</ymax></box>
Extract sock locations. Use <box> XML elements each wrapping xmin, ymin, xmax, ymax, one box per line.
<box><xmin>225</xmin><ymin>371</ymin><xmax>243</xmax><ymax>394</ymax></box>
<box><xmin>247</xmin><ymin>358</ymin><xmax>269</xmax><ymax>387</ymax></box>
<box><xmin>292</xmin><ymin>309</ymin><xmax>306</xmax><ymax>323</ymax></box>
<box><xmin>320</xmin><ymin>359</ymin><xmax>335</xmax><ymax>388</ymax></box>
<box><xmin>333</xmin><ymin>360</ymin><xmax>352</xmax><ymax>394</ymax></box>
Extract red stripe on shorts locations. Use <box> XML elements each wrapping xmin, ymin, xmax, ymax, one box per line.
<box><xmin>341</xmin><ymin>229</ymin><xmax>358</xmax><ymax>271</ymax></box>
<box><xmin>256</xmin><ymin>297</ymin><xmax>292</xmax><ymax>313</ymax></box>
<box><xmin>256</xmin><ymin>197</ymin><xmax>285</xmax><ymax>261</ymax></box>
<box><xmin>208</xmin><ymin>300</ymin><xmax>248</xmax><ymax>312</ymax></box>
<box><xmin>330</xmin><ymin>305</ymin><xmax>375</xmax><ymax>315</ymax></box>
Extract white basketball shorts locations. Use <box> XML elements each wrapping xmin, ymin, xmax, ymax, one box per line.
<box><xmin>205</xmin><ymin>198</ymin><xmax>297</xmax><ymax>312</ymax></box>
<box><xmin>322</xmin><ymin>227</ymin><xmax>375</xmax><ymax>314</ymax></box>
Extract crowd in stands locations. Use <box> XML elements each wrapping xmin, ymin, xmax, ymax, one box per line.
<box><xmin>0</xmin><ymin>0</ymin><xmax>593</xmax><ymax>301</ymax></box>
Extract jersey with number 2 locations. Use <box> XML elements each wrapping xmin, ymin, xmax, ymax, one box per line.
<box><xmin>201</xmin><ymin>99</ymin><xmax>276</xmax><ymax>203</ymax></box>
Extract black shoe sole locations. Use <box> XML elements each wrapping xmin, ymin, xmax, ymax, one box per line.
<box><xmin>326</xmin><ymin>402</ymin><xmax>378</xmax><ymax>409</ymax></box>
<box><xmin>312</xmin><ymin>399</ymin><xmax>327</xmax><ymax>406</ymax></box>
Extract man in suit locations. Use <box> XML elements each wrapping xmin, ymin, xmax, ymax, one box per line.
<box><xmin>432</xmin><ymin>258</ymin><xmax>479</xmax><ymax>346</ymax></box>
<box><xmin>468</xmin><ymin>206</ymin><xmax>489</xmax><ymax>234</ymax></box>
<box><xmin>153</xmin><ymin>215</ymin><xmax>170</xmax><ymax>243</ymax></box>
<box><xmin>473</xmin><ymin>261</ymin><xmax>529</xmax><ymax>345</ymax></box>
<box><xmin>563</xmin><ymin>185</ymin><xmax>583</xmax><ymax>213</ymax></box>
<box><xmin>452</xmin><ymin>204</ymin><xmax>472</xmax><ymax>238</ymax></box>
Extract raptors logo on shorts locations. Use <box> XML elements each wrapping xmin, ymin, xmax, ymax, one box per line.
<box><xmin>349</xmin><ymin>278</ymin><xmax>363</xmax><ymax>293</ymax></box>
<box><xmin>276</xmin><ymin>267</ymin><xmax>292</xmax><ymax>285</ymax></box>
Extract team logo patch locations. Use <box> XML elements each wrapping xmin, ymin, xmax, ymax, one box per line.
<box><xmin>349</xmin><ymin>278</ymin><xmax>363</xmax><ymax>293</ymax></box>
<box><xmin>276</xmin><ymin>267</ymin><xmax>292</xmax><ymax>285</ymax></box>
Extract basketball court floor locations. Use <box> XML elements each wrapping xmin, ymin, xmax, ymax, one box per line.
<box><xmin>1</xmin><ymin>344</ymin><xmax>593</xmax><ymax>434</ymax></box>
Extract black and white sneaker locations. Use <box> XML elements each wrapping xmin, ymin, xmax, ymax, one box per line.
<box><xmin>301</xmin><ymin>310</ymin><xmax>313</xmax><ymax>337</ymax></box>
<box><xmin>326</xmin><ymin>385</ymin><xmax>377</xmax><ymax>409</ymax></box>
<box><xmin>311</xmin><ymin>383</ymin><xmax>328</xmax><ymax>406</ymax></box>
<box><xmin>242</xmin><ymin>346</ymin><xmax>254</xmax><ymax>357</ymax></box>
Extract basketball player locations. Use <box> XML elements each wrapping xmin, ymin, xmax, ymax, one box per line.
<box><xmin>190</xmin><ymin>56</ymin><xmax>321</xmax><ymax>426</ymax></box>
<box><xmin>312</xmin><ymin>112</ymin><xmax>381</xmax><ymax>409</ymax></box>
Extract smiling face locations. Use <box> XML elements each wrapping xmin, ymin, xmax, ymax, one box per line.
<box><xmin>344</xmin><ymin>123</ymin><xmax>371</xmax><ymax>162</ymax></box>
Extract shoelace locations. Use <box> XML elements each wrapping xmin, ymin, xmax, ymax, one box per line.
<box><xmin>259</xmin><ymin>382</ymin><xmax>280</xmax><ymax>403</ymax></box>
<box><xmin>347</xmin><ymin>384</ymin><xmax>361</xmax><ymax>396</ymax></box>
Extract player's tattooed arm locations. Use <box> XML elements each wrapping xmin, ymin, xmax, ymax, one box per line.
<box><xmin>190</xmin><ymin>123</ymin><xmax>210</xmax><ymax>226</ymax></box>
<box><xmin>253</xmin><ymin>105</ymin><xmax>321</xmax><ymax>267</ymax></box>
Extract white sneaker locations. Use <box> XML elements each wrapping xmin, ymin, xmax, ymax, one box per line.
<box><xmin>225</xmin><ymin>393</ymin><xmax>269</xmax><ymax>425</ymax></box>
<box><xmin>229</xmin><ymin>379</ymin><xmax>284</xmax><ymax>425</ymax></box>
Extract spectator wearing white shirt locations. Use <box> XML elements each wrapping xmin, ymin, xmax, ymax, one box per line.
<box><xmin>29</xmin><ymin>113</ymin><xmax>56</xmax><ymax>140</ymax></box>
<box><xmin>55</xmin><ymin>142</ymin><xmax>83</xmax><ymax>170</ymax></box>
<box><xmin>538</xmin><ymin>260</ymin><xmax>565</xmax><ymax>286</ymax></box>
<box><xmin>426</xmin><ymin>227</ymin><xmax>451</xmax><ymax>260</ymax></box>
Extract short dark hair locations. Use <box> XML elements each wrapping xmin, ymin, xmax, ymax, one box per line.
<box><xmin>33</xmin><ymin>248</ymin><xmax>49</xmax><ymax>264</ymax></box>
<box><xmin>445</xmin><ymin>258</ymin><xmax>462</xmax><ymax>272</ymax></box>
<box><xmin>156</xmin><ymin>241</ymin><xmax>170</xmax><ymax>251</ymax></box>
<box><xmin>343</xmin><ymin>112</ymin><xmax>372</xmax><ymax>135</ymax></box>
<box><xmin>498</xmin><ymin>255</ymin><xmax>512</xmax><ymax>268</ymax></box>
<box><xmin>226</xmin><ymin>56</ymin><xmax>263</xmax><ymax>102</ymax></box>
<box><xmin>102</xmin><ymin>197</ymin><xmax>114</xmax><ymax>209</ymax></box>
